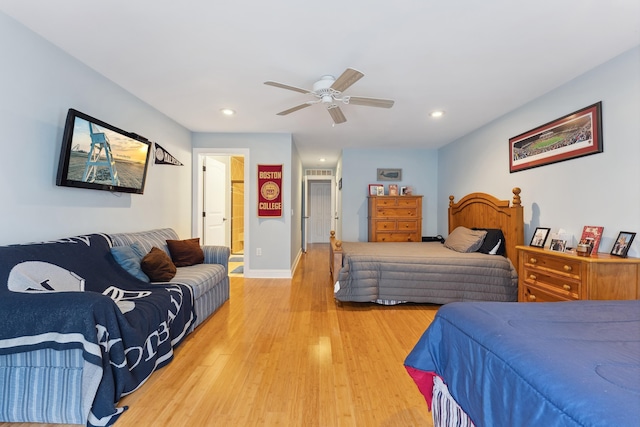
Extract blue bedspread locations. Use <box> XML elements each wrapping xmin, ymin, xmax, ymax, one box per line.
<box><xmin>405</xmin><ymin>300</ymin><xmax>640</xmax><ymax>427</ymax></box>
<box><xmin>0</xmin><ymin>234</ymin><xmax>195</xmax><ymax>426</ymax></box>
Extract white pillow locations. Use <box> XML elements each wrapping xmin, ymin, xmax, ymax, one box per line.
<box><xmin>489</xmin><ymin>239</ymin><xmax>502</xmax><ymax>255</ymax></box>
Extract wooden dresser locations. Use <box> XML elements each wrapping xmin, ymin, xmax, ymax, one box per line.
<box><xmin>368</xmin><ymin>195</ymin><xmax>422</xmax><ymax>242</ymax></box>
<box><xmin>517</xmin><ymin>245</ymin><xmax>640</xmax><ymax>302</ymax></box>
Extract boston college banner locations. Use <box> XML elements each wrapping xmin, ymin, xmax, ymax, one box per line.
<box><xmin>257</xmin><ymin>164</ymin><xmax>283</xmax><ymax>217</ymax></box>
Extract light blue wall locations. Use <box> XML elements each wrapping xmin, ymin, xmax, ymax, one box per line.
<box><xmin>438</xmin><ymin>46</ymin><xmax>640</xmax><ymax>257</ymax></box>
<box><xmin>340</xmin><ymin>148</ymin><xmax>439</xmax><ymax>241</ymax></box>
<box><xmin>192</xmin><ymin>132</ymin><xmax>298</xmax><ymax>275</ymax></box>
<box><xmin>4</xmin><ymin>8</ymin><xmax>637</xmax><ymax>263</ymax></box>
<box><xmin>291</xmin><ymin>143</ymin><xmax>303</xmax><ymax>267</ymax></box>
<box><xmin>0</xmin><ymin>12</ymin><xmax>193</xmax><ymax>245</ymax></box>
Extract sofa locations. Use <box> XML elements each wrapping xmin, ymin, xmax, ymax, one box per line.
<box><xmin>0</xmin><ymin>228</ymin><xmax>230</xmax><ymax>426</ymax></box>
<box><xmin>108</xmin><ymin>228</ymin><xmax>230</xmax><ymax>331</ymax></box>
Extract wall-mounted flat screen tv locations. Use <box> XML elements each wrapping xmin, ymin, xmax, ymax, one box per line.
<box><xmin>56</xmin><ymin>109</ymin><xmax>152</xmax><ymax>194</ymax></box>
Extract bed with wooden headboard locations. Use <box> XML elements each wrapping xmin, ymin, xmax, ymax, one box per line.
<box><xmin>330</xmin><ymin>188</ymin><xmax>524</xmax><ymax>304</ymax></box>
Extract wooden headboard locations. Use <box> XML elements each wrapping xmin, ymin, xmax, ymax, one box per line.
<box><xmin>330</xmin><ymin>188</ymin><xmax>524</xmax><ymax>281</ymax></box>
<box><xmin>448</xmin><ymin>187</ymin><xmax>524</xmax><ymax>267</ymax></box>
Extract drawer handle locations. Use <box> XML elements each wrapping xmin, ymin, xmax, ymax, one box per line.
<box><xmin>563</xmin><ymin>284</ymin><xmax>571</xmax><ymax>291</ymax></box>
<box><xmin>529</xmin><ymin>275</ymin><xmax>537</xmax><ymax>281</ymax></box>
<box><xmin>563</xmin><ymin>265</ymin><xmax>572</xmax><ymax>272</ymax></box>
<box><xmin>529</xmin><ymin>258</ymin><xmax>537</xmax><ymax>264</ymax></box>
<box><xmin>528</xmin><ymin>294</ymin><xmax>537</xmax><ymax>301</ymax></box>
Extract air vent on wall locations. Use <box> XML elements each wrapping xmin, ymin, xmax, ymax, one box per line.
<box><xmin>305</xmin><ymin>169</ymin><xmax>333</xmax><ymax>176</ymax></box>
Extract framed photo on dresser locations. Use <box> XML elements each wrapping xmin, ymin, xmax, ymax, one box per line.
<box><xmin>530</xmin><ymin>227</ymin><xmax>551</xmax><ymax>248</ymax></box>
<box><xmin>611</xmin><ymin>231</ymin><xmax>635</xmax><ymax>258</ymax></box>
<box><xmin>580</xmin><ymin>226</ymin><xmax>604</xmax><ymax>254</ymax></box>
<box><xmin>550</xmin><ymin>239</ymin><xmax>567</xmax><ymax>252</ymax></box>
<box><xmin>368</xmin><ymin>184</ymin><xmax>383</xmax><ymax>196</ymax></box>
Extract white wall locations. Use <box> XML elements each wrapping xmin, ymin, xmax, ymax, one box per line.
<box><xmin>192</xmin><ymin>132</ymin><xmax>296</xmax><ymax>276</ymax></box>
<box><xmin>339</xmin><ymin>148</ymin><xmax>439</xmax><ymax>241</ymax></box>
<box><xmin>0</xmin><ymin>12</ymin><xmax>193</xmax><ymax>245</ymax></box>
<box><xmin>438</xmin><ymin>46</ymin><xmax>640</xmax><ymax>257</ymax></box>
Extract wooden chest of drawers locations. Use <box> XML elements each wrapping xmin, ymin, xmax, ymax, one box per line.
<box><xmin>517</xmin><ymin>245</ymin><xmax>640</xmax><ymax>302</ymax></box>
<box><xmin>368</xmin><ymin>196</ymin><xmax>422</xmax><ymax>242</ymax></box>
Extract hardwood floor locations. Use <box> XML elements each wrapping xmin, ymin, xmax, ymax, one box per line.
<box><xmin>3</xmin><ymin>244</ymin><xmax>438</xmax><ymax>427</ymax></box>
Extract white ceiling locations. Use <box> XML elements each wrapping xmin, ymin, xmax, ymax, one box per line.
<box><xmin>1</xmin><ymin>1</ymin><xmax>639</xmax><ymax>167</ymax></box>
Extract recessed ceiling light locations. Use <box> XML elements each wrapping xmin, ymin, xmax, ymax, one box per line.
<box><xmin>319</xmin><ymin>158</ymin><xmax>326</xmax><ymax>162</ymax></box>
<box><xmin>429</xmin><ymin>110</ymin><xmax>445</xmax><ymax>118</ymax></box>
<box><xmin>220</xmin><ymin>108</ymin><xmax>236</xmax><ymax>116</ymax></box>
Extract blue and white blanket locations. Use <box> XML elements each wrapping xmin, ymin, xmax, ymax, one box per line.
<box><xmin>0</xmin><ymin>234</ymin><xmax>195</xmax><ymax>426</ymax></box>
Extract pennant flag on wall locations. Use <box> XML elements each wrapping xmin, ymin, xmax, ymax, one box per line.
<box><xmin>154</xmin><ymin>143</ymin><xmax>183</xmax><ymax>166</ymax></box>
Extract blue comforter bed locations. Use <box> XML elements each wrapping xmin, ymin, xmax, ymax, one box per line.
<box><xmin>0</xmin><ymin>234</ymin><xmax>195</xmax><ymax>426</ymax></box>
<box><xmin>405</xmin><ymin>300</ymin><xmax>640</xmax><ymax>427</ymax></box>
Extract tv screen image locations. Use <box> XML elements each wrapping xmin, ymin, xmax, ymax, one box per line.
<box><xmin>56</xmin><ymin>109</ymin><xmax>152</xmax><ymax>194</ymax></box>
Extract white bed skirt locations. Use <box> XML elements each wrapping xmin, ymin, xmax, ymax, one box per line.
<box><xmin>432</xmin><ymin>376</ymin><xmax>475</xmax><ymax>427</ymax></box>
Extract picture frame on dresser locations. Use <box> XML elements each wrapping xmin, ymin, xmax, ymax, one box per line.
<box><xmin>368</xmin><ymin>184</ymin><xmax>383</xmax><ymax>196</ymax></box>
<box><xmin>550</xmin><ymin>238</ymin><xmax>566</xmax><ymax>252</ymax></box>
<box><xmin>530</xmin><ymin>227</ymin><xmax>551</xmax><ymax>248</ymax></box>
<box><xmin>610</xmin><ymin>231</ymin><xmax>635</xmax><ymax>258</ymax></box>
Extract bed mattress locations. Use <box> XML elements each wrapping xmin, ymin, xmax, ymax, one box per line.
<box><xmin>334</xmin><ymin>242</ymin><xmax>518</xmax><ymax>303</ymax></box>
<box><xmin>405</xmin><ymin>300</ymin><xmax>640</xmax><ymax>427</ymax></box>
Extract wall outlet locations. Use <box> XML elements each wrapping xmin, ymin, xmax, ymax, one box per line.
<box><xmin>256</xmin><ymin>248</ymin><xmax>262</xmax><ymax>256</ymax></box>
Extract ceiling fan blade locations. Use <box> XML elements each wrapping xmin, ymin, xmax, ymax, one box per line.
<box><xmin>330</xmin><ymin>68</ymin><xmax>364</xmax><ymax>93</ymax></box>
<box><xmin>277</xmin><ymin>103</ymin><xmax>312</xmax><ymax>116</ymax></box>
<box><xmin>348</xmin><ymin>96</ymin><xmax>395</xmax><ymax>108</ymax></box>
<box><xmin>327</xmin><ymin>105</ymin><xmax>347</xmax><ymax>124</ymax></box>
<box><xmin>264</xmin><ymin>81</ymin><xmax>310</xmax><ymax>94</ymax></box>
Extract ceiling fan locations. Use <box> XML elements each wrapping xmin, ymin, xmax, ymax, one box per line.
<box><xmin>264</xmin><ymin>68</ymin><xmax>394</xmax><ymax>125</ymax></box>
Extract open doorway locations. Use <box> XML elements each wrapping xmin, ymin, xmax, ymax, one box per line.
<box><xmin>302</xmin><ymin>175</ymin><xmax>336</xmax><ymax>252</ymax></box>
<box><xmin>193</xmin><ymin>149</ymin><xmax>250</xmax><ymax>277</ymax></box>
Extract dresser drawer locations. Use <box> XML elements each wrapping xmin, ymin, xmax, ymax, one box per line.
<box><xmin>373</xmin><ymin>197</ymin><xmax>398</xmax><ymax>207</ymax></box>
<box><xmin>376</xmin><ymin>208</ymin><xmax>418</xmax><ymax>218</ymax></box>
<box><xmin>373</xmin><ymin>197</ymin><xmax>420</xmax><ymax>208</ymax></box>
<box><xmin>522</xmin><ymin>267</ymin><xmax>581</xmax><ymax>299</ymax></box>
<box><xmin>521</xmin><ymin>284</ymin><xmax>572</xmax><ymax>302</ymax></box>
<box><xmin>397</xmin><ymin>220</ymin><xmax>418</xmax><ymax>231</ymax></box>
<box><xmin>376</xmin><ymin>232</ymin><xmax>420</xmax><ymax>242</ymax></box>
<box><xmin>396</xmin><ymin>198</ymin><xmax>420</xmax><ymax>207</ymax></box>
<box><xmin>523</xmin><ymin>251</ymin><xmax>582</xmax><ymax>279</ymax></box>
<box><xmin>374</xmin><ymin>220</ymin><xmax>396</xmax><ymax>231</ymax></box>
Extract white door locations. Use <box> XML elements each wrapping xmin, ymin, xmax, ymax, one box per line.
<box><xmin>302</xmin><ymin>176</ymin><xmax>309</xmax><ymax>252</ymax></box>
<box><xmin>203</xmin><ymin>157</ymin><xmax>227</xmax><ymax>246</ymax></box>
<box><xmin>309</xmin><ymin>181</ymin><xmax>332</xmax><ymax>243</ymax></box>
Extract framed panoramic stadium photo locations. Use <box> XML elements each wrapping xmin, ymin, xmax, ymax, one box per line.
<box><xmin>509</xmin><ymin>102</ymin><xmax>602</xmax><ymax>173</ymax></box>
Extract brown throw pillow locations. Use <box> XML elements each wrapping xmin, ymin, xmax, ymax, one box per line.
<box><xmin>166</xmin><ymin>238</ymin><xmax>204</xmax><ymax>267</ymax></box>
<box><xmin>141</xmin><ymin>247</ymin><xmax>177</xmax><ymax>281</ymax></box>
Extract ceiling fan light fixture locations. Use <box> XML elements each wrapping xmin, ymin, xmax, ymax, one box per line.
<box><xmin>264</xmin><ymin>68</ymin><xmax>394</xmax><ymax>124</ymax></box>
